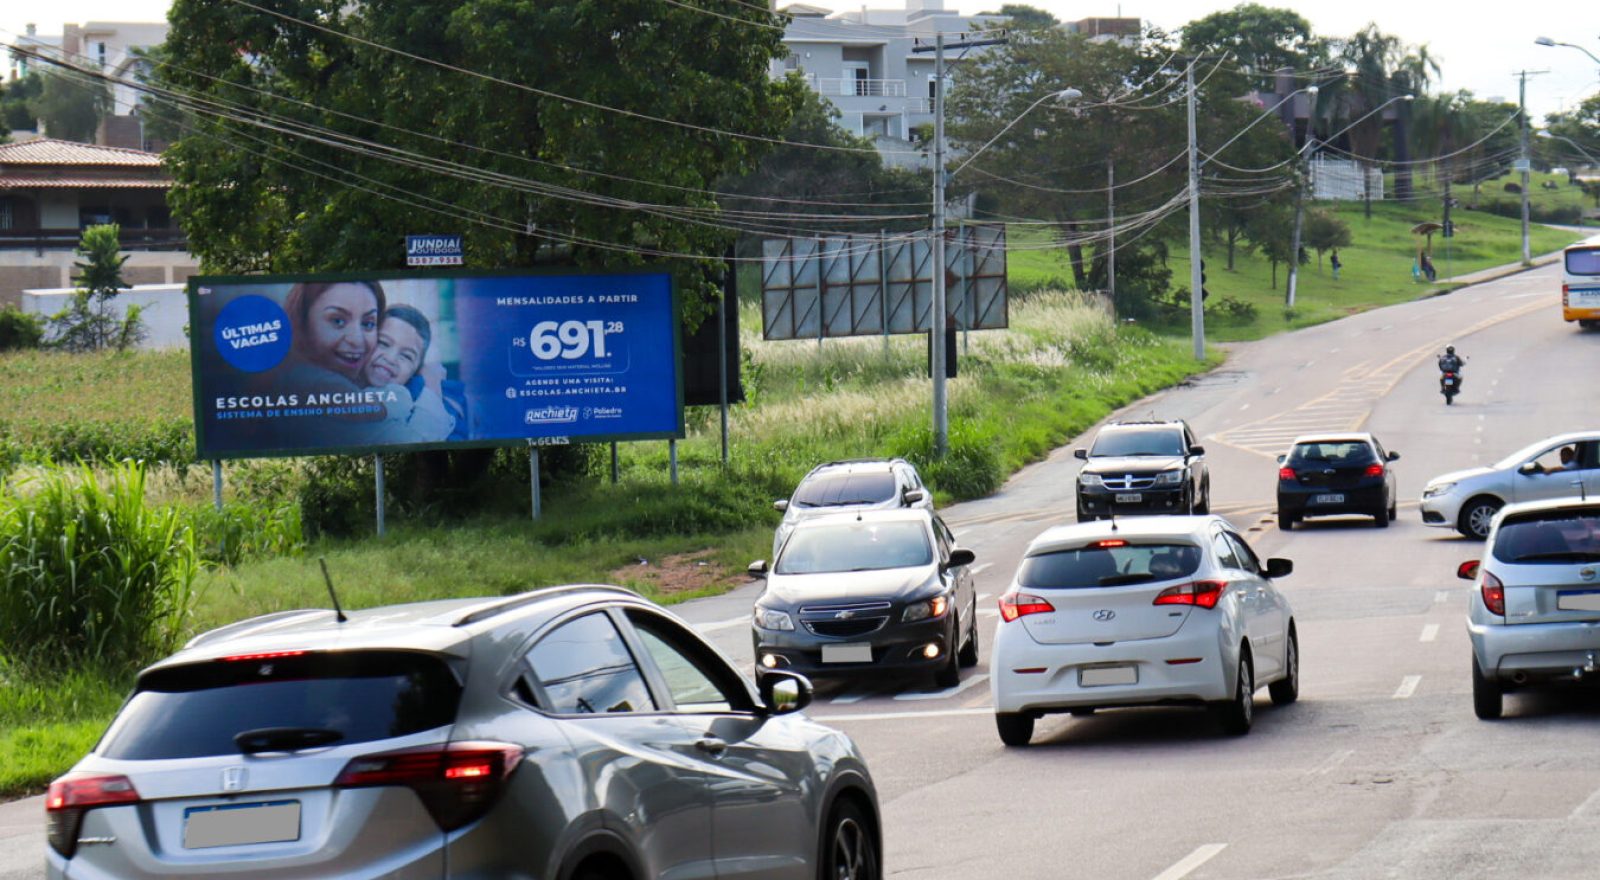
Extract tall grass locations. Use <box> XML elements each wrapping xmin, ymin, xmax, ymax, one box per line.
<box><xmin>0</xmin><ymin>461</ymin><xmax>199</xmax><ymax>668</ymax></box>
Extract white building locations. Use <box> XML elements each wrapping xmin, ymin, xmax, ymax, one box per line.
<box><xmin>7</xmin><ymin>21</ymin><xmax>171</xmax><ymax>150</ymax></box>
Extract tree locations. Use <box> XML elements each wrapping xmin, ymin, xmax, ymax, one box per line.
<box><xmin>981</xmin><ymin>5</ymin><xmax>1058</xmax><ymax>29</ymax></box>
<box><xmin>50</xmin><ymin>224</ymin><xmax>145</xmax><ymax>352</ymax></box>
<box><xmin>1302</xmin><ymin>209</ymin><xmax>1352</xmax><ymax>270</ymax></box>
<box><xmin>1180</xmin><ymin>4</ymin><xmax>1327</xmax><ymax>91</ymax></box>
<box><xmin>155</xmin><ymin>0</ymin><xmax>798</xmax><ymax>324</ymax></box>
<box><xmin>28</xmin><ymin>69</ymin><xmax>110</xmax><ymax>143</ymax></box>
<box><xmin>0</xmin><ymin>74</ymin><xmax>46</xmax><ymax>138</ymax></box>
<box><xmin>1247</xmin><ymin>202</ymin><xmax>1295</xmax><ymax>290</ymax></box>
<box><xmin>1331</xmin><ymin>24</ymin><xmax>1438</xmax><ymax>208</ymax></box>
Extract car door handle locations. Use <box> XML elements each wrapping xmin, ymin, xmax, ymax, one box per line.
<box><xmin>695</xmin><ymin>737</ymin><xmax>728</xmax><ymax>756</ymax></box>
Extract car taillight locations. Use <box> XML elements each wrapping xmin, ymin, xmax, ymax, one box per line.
<box><xmin>1152</xmin><ymin>580</ymin><xmax>1228</xmax><ymax>610</ymax></box>
<box><xmin>1278</xmin><ymin>467</ymin><xmax>1296</xmax><ymax>481</ymax></box>
<box><xmin>1480</xmin><ymin>570</ymin><xmax>1505</xmax><ymax>617</ymax></box>
<box><xmin>334</xmin><ymin>741</ymin><xmax>523</xmax><ymax>831</ymax></box>
<box><xmin>45</xmin><ymin>773</ymin><xmax>140</xmax><ymax>858</ymax></box>
<box><xmin>1364</xmin><ymin>464</ymin><xmax>1385</xmax><ymax>477</ymax></box>
<box><xmin>998</xmin><ymin>592</ymin><xmax>1055</xmax><ymax>622</ymax></box>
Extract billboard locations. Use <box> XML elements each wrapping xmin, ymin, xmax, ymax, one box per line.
<box><xmin>189</xmin><ymin>270</ymin><xmax>682</xmax><ymax>460</ymax></box>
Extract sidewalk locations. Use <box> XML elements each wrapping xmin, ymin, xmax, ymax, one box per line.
<box><xmin>1432</xmin><ymin>249</ymin><xmax>1561</xmax><ymax>293</ymax></box>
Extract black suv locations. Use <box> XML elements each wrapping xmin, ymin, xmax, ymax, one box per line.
<box><xmin>1074</xmin><ymin>420</ymin><xmax>1210</xmax><ymax>520</ymax></box>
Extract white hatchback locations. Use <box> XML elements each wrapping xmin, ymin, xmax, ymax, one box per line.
<box><xmin>990</xmin><ymin>516</ymin><xmax>1298</xmax><ymax>745</ymax></box>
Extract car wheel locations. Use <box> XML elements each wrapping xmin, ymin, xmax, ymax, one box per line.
<box><xmin>1278</xmin><ymin>511</ymin><xmax>1295</xmax><ymax>531</ymax></box>
<box><xmin>823</xmin><ymin>800</ymin><xmax>879</xmax><ymax>880</ymax></box>
<box><xmin>1388</xmin><ymin>499</ymin><xmax>1398</xmax><ymax>521</ymax></box>
<box><xmin>934</xmin><ymin>618</ymin><xmax>961</xmax><ymax>688</ymax></box>
<box><xmin>1472</xmin><ymin>654</ymin><xmax>1503</xmax><ymax>720</ymax></box>
<box><xmin>957</xmin><ymin>612</ymin><xmax>979</xmax><ymax>668</ymax></box>
<box><xmin>1459</xmin><ymin>497</ymin><xmax>1501</xmax><ymax>541</ymax></box>
<box><xmin>1213</xmin><ymin>653</ymin><xmax>1254</xmax><ymax>736</ymax></box>
<box><xmin>1374</xmin><ymin>505</ymin><xmax>1390</xmax><ymax>528</ymax></box>
<box><xmin>1268</xmin><ymin>630</ymin><xmax>1299</xmax><ymax>705</ymax></box>
<box><xmin>996</xmin><ymin>712</ymin><xmax>1034</xmax><ymax>746</ymax></box>
<box><xmin>1069</xmin><ymin>707</ymin><xmax>1095</xmax><ymax>717</ymax></box>
<box><xmin>1194</xmin><ymin>480</ymin><xmax>1210</xmax><ymax>514</ymax></box>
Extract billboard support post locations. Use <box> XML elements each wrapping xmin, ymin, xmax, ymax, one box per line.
<box><xmin>211</xmin><ymin>460</ymin><xmax>223</xmax><ymax>512</ymax></box>
<box><xmin>669</xmin><ymin>440</ymin><xmax>679</xmax><ymax>486</ymax></box>
<box><xmin>610</xmin><ymin>442</ymin><xmax>619</xmax><ymax>484</ymax></box>
<box><xmin>374</xmin><ymin>455</ymin><xmax>386</xmax><ymax>537</ymax></box>
<box><xmin>718</xmin><ymin>282</ymin><xmax>729</xmax><ymax>466</ymax></box>
<box><xmin>529</xmin><ymin>445</ymin><xmax>541</xmax><ymax>520</ymax></box>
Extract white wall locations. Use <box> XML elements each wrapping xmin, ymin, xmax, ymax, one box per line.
<box><xmin>21</xmin><ymin>283</ymin><xmax>190</xmax><ymax>349</ymax></box>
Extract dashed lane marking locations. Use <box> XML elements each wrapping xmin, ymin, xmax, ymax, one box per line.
<box><xmin>1393</xmin><ymin>675</ymin><xmax>1422</xmax><ymax>699</ymax></box>
<box><xmin>1421</xmin><ymin>624</ymin><xmax>1440</xmax><ymax>643</ymax></box>
<box><xmin>1151</xmin><ymin>844</ymin><xmax>1228</xmax><ymax>880</ymax></box>
<box><xmin>1436</xmin><ymin>591</ymin><xmax>1451</xmax><ymax>603</ymax></box>
<box><xmin>970</xmin><ymin>563</ymin><xmax>993</xmax><ymax>576</ymax></box>
<box><xmin>895</xmin><ymin>674</ymin><xmax>989</xmax><ymax>701</ymax></box>
<box><xmin>811</xmin><ymin>707</ymin><xmax>991</xmax><ymax>722</ymax></box>
<box><xmin>1304</xmin><ymin>749</ymin><xmax>1355</xmax><ymax>777</ymax></box>
<box><xmin>694</xmin><ymin>616</ymin><xmax>749</xmax><ymax>634</ymax></box>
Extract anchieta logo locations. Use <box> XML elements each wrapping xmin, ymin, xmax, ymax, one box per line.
<box><xmin>525</xmin><ymin>406</ymin><xmax>580</xmax><ymax>425</ymax></box>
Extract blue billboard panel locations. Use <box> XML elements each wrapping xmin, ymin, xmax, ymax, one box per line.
<box><xmin>189</xmin><ymin>271</ymin><xmax>681</xmax><ymax>459</ymax></box>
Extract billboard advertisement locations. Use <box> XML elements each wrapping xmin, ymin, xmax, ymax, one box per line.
<box><xmin>188</xmin><ymin>270</ymin><xmax>681</xmax><ymax>460</ymax></box>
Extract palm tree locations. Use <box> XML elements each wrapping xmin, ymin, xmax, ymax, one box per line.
<box><xmin>1337</xmin><ymin>25</ymin><xmax>1437</xmax><ymax>211</ymax></box>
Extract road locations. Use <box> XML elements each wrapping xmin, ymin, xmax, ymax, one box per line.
<box><xmin>6</xmin><ymin>261</ymin><xmax>1596</xmax><ymax>879</ymax></box>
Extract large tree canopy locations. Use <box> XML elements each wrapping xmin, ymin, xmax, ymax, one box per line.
<box><xmin>1181</xmin><ymin>4</ymin><xmax>1326</xmax><ymax>86</ymax></box>
<box><xmin>154</xmin><ymin>0</ymin><xmax>800</xmax><ymax>316</ymax></box>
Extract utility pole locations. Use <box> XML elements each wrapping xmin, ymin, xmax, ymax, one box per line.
<box><xmin>1516</xmin><ymin>69</ymin><xmax>1548</xmax><ymax>266</ymax></box>
<box><xmin>1287</xmin><ymin>164</ymin><xmax>1305</xmax><ymax>308</ymax></box>
<box><xmin>1106</xmin><ymin>159</ymin><xmax>1116</xmax><ymax>310</ymax></box>
<box><xmin>1186</xmin><ymin>61</ymin><xmax>1205</xmax><ymax>361</ymax></box>
<box><xmin>931</xmin><ymin>33</ymin><xmax>948</xmax><ymax>457</ymax></box>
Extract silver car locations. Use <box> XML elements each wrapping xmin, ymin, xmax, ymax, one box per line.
<box><xmin>772</xmin><ymin>459</ymin><xmax>932</xmax><ymax>558</ymax></box>
<box><xmin>45</xmin><ymin>585</ymin><xmax>881</xmax><ymax>880</ymax></box>
<box><xmin>1462</xmin><ymin>499</ymin><xmax>1600</xmax><ymax>719</ymax></box>
<box><xmin>1420</xmin><ymin>432</ymin><xmax>1600</xmax><ymax>539</ymax></box>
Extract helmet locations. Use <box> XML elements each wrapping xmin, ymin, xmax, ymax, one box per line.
<box><xmin>1445</xmin><ymin>345</ymin><xmax>1455</xmax><ymax>355</ymax></box>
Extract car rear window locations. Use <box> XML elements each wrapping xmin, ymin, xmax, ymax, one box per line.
<box><xmin>1492</xmin><ymin>513</ymin><xmax>1600</xmax><ymax>564</ymax></box>
<box><xmin>98</xmin><ymin>651</ymin><xmax>461</xmax><ymax>761</ymax></box>
<box><xmin>1090</xmin><ymin>429</ymin><xmax>1186</xmax><ymax>457</ymax></box>
<box><xmin>1566</xmin><ymin>248</ymin><xmax>1600</xmax><ymax>276</ymax></box>
<box><xmin>792</xmin><ymin>471</ymin><xmax>897</xmax><ymax>507</ymax></box>
<box><xmin>1019</xmin><ymin>542</ymin><xmax>1203</xmax><ymax>589</ymax></box>
<box><xmin>776</xmin><ymin>520</ymin><xmax>932</xmax><ymax>574</ymax></box>
<box><xmin>1287</xmin><ymin>442</ymin><xmax>1375</xmax><ymax>466</ymax></box>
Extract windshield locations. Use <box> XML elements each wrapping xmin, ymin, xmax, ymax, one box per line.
<box><xmin>776</xmin><ymin>520</ymin><xmax>932</xmax><ymax>574</ymax></box>
<box><xmin>792</xmin><ymin>471</ymin><xmax>897</xmax><ymax>508</ymax></box>
<box><xmin>1566</xmin><ymin>247</ymin><xmax>1600</xmax><ymax>277</ymax></box>
<box><xmin>1492</xmin><ymin>512</ymin><xmax>1600</xmax><ymax>564</ymax></box>
<box><xmin>1287</xmin><ymin>441</ymin><xmax>1375</xmax><ymax>467</ymax></box>
<box><xmin>1018</xmin><ymin>542</ymin><xmax>1203</xmax><ymax>589</ymax></box>
<box><xmin>1090</xmin><ymin>428</ymin><xmax>1186</xmax><ymax>458</ymax></box>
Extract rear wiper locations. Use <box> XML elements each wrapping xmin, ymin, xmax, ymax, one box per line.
<box><xmin>1098</xmin><ymin>573</ymin><xmax>1156</xmax><ymax>586</ymax></box>
<box><xmin>1511</xmin><ymin>551</ymin><xmax>1600</xmax><ymax>563</ymax></box>
<box><xmin>234</xmin><ymin>727</ymin><xmax>344</xmax><ymax>754</ymax></box>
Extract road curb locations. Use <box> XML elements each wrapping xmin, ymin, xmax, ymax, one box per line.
<box><xmin>1426</xmin><ymin>252</ymin><xmax>1561</xmax><ymax>297</ymax></box>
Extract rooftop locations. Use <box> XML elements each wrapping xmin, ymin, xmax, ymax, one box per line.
<box><xmin>0</xmin><ymin>138</ymin><xmax>163</xmax><ymax>168</ymax></box>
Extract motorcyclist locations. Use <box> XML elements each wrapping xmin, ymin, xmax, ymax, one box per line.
<box><xmin>1438</xmin><ymin>345</ymin><xmax>1464</xmax><ymax>397</ymax></box>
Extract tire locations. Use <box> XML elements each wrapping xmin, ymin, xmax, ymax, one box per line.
<box><xmin>1268</xmin><ymin>630</ymin><xmax>1299</xmax><ymax>705</ymax></box>
<box><xmin>1374</xmin><ymin>504</ymin><xmax>1390</xmax><ymax>528</ymax></box>
<box><xmin>1194</xmin><ymin>480</ymin><xmax>1210</xmax><ymax>514</ymax></box>
<box><xmin>822</xmin><ymin>800</ymin><xmax>879</xmax><ymax>880</ymax></box>
<box><xmin>996</xmin><ymin>712</ymin><xmax>1034</xmax><ymax>746</ymax></box>
<box><xmin>1445</xmin><ymin>391</ymin><xmax>1455</xmax><ymax>405</ymax></box>
<box><xmin>1458</xmin><ymin>497</ymin><xmax>1502</xmax><ymax>541</ymax></box>
<box><xmin>1472</xmin><ymin>654</ymin><xmax>1503</xmax><ymax>720</ymax></box>
<box><xmin>934</xmin><ymin>618</ymin><xmax>961</xmax><ymax>688</ymax></box>
<box><xmin>1212</xmin><ymin>653</ymin><xmax>1254</xmax><ymax>736</ymax></box>
<box><xmin>957</xmin><ymin>611</ymin><xmax>980</xmax><ymax>668</ymax></box>
<box><xmin>1069</xmin><ymin>707</ymin><xmax>1096</xmax><ymax>717</ymax></box>
<box><xmin>1278</xmin><ymin>511</ymin><xmax>1296</xmax><ymax>531</ymax></box>
<box><xmin>1388</xmin><ymin>499</ymin><xmax>1398</xmax><ymax>521</ymax></box>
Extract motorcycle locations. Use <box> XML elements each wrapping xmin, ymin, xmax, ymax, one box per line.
<box><xmin>1440</xmin><ymin>370</ymin><xmax>1460</xmax><ymax>404</ymax></box>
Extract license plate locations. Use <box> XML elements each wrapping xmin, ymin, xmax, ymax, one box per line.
<box><xmin>1558</xmin><ymin>591</ymin><xmax>1600</xmax><ymax>612</ymax></box>
<box><xmin>1443</xmin><ymin>377</ymin><xmax>1457</xmax><ymax>385</ymax></box>
<box><xmin>821</xmin><ymin>643</ymin><xmax>873</xmax><ymax>663</ymax></box>
<box><xmin>1312</xmin><ymin>493</ymin><xmax>1345</xmax><ymax>504</ymax></box>
<box><xmin>1079</xmin><ymin>665</ymin><xmax>1137</xmax><ymax>687</ymax></box>
<box><xmin>1114</xmin><ymin>493</ymin><xmax>1142</xmax><ymax>503</ymax></box>
<box><xmin>184</xmin><ymin>800</ymin><xmax>300</xmax><ymax>849</ymax></box>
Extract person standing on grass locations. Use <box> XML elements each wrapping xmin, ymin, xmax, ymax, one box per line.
<box><xmin>1330</xmin><ymin>250</ymin><xmax>1342</xmax><ymax>280</ymax></box>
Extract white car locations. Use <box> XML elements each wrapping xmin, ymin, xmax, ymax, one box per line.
<box><xmin>771</xmin><ymin>458</ymin><xmax>932</xmax><ymax>558</ymax></box>
<box><xmin>1460</xmin><ymin>498</ymin><xmax>1600</xmax><ymax>720</ymax></box>
<box><xmin>1420</xmin><ymin>432</ymin><xmax>1600</xmax><ymax>539</ymax></box>
<box><xmin>990</xmin><ymin>516</ymin><xmax>1298</xmax><ymax>745</ymax></box>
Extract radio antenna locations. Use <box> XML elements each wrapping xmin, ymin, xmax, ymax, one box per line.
<box><xmin>319</xmin><ymin>558</ymin><xmax>349</xmax><ymax>623</ymax></box>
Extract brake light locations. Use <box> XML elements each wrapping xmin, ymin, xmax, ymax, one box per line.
<box><xmin>1152</xmin><ymin>580</ymin><xmax>1228</xmax><ymax>609</ymax></box>
<box><xmin>45</xmin><ymin>773</ymin><xmax>140</xmax><ymax>858</ymax></box>
<box><xmin>1480</xmin><ymin>570</ymin><xmax>1505</xmax><ymax>617</ymax></box>
<box><xmin>1364</xmin><ymin>464</ymin><xmax>1385</xmax><ymax>478</ymax></box>
<box><xmin>1278</xmin><ymin>467</ymin><xmax>1296</xmax><ymax>481</ymax></box>
<box><xmin>220</xmin><ymin>650</ymin><xmax>307</xmax><ymax>662</ymax></box>
<box><xmin>998</xmin><ymin>592</ymin><xmax>1055</xmax><ymax>622</ymax></box>
<box><xmin>1092</xmin><ymin>539</ymin><xmax>1128</xmax><ymax>548</ymax></box>
<box><xmin>334</xmin><ymin>742</ymin><xmax>523</xmax><ymax>831</ymax></box>
<box><xmin>1563</xmin><ymin>284</ymin><xmax>1570</xmax><ymax>307</ymax></box>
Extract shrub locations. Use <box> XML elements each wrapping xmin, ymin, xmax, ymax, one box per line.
<box><xmin>1208</xmin><ymin>295</ymin><xmax>1258</xmax><ymax>325</ymax></box>
<box><xmin>0</xmin><ymin>307</ymin><xmax>44</xmax><ymax>352</ymax></box>
<box><xmin>0</xmin><ymin>461</ymin><xmax>198</xmax><ymax>668</ymax></box>
<box><xmin>189</xmin><ymin>499</ymin><xmax>304</xmax><ymax>567</ymax></box>
<box><xmin>890</xmin><ymin>421</ymin><xmax>1004</xmax><ymax>501</ymax></box>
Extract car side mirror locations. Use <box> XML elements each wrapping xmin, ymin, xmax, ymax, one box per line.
<box><xmin>1457</xmin><ymin>560</ymin><xmax>1479</xmax><ymax>580</ymax></box>
<box><xmin>1074</xmin><ymin>448</ymin><xmax>1088</xmax><ymax>460</ymax></box>
<box><xmin>1519</xmin><ymin>461</ymin><xmax>1541</xmax><ymax>476</ymax></box>
<box><xmin>748</xmin><ymin>560</ymin><xmax>769</xmax><ymax>578</ymax></box>
<box><xmin>903</xmin><ymin>489</ymin><xmax>925</xmax><ymax>505</ymax></box>
<box><xmin>1387</xmin><ymin>451</ymin><xmax>1400</xmax><ymax>462</ymax></box>
<box><xmin>946</xmin><ymin>548</ymin><xmax>976</xmax><ymax>569</ymax></box>
<box><xmin>757</xmin><ymin>670</ymin><xmax>813</xmax><ymax>715</ymax></box>
<box><xmin>1189</xmin><ymin>445</ymin><xmax>1206</xmax><ymax>457</ymax></box>
<box><xmin>1265</xmin><ymin>557</ymin><xmax>1293</xmax><ymax>578</ymax></box>
<box><xmin>773</xmin><ymin>499</ymin><xmax>789</xmax><ymax>513</ymax></box>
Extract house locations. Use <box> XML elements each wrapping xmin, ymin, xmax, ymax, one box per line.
<box><xmin>6</xmin><ymin>20</ymin><xmax>171</xmax><ymax>150</ymax></box>
<box><xmin>0</xmin><ymin>138</ymin><xmax>196</xmax><ymax>307</ymax></box>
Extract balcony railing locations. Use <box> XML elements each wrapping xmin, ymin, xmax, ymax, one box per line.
<box><xmin>812</xmin><ymin>77</ymin><xmax>907</xmax><ymax>97</ymax></box>
<box><xmin>0</xmin><ymin>228</ymin><xmax>190</xmax><ymax>251</ymax></box>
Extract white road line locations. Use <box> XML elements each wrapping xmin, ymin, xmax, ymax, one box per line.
<box><xmin>977</xmin><ymin>592</ymin><xmax>992</xmax><ymax>603</ymax></box>
<box><xmin>971</xmin><ymin>563</ymin><xmax>993</xmax><ymax>576</ymax></box>
<box><xmin>1151</xmin><ymin>844</ymin><xmax>1228</xmax><ymax>880</ymax></box>
<box><xmin>1436</xmin><ymin>590</ymin><xmax>1450</xmax><ymax>603</ymax></box>
<box><xmin>1420</xmin><ymin>624</ymin><xmax>1440</xmax><ymax>643</ymax></box>
<box><xmin>895</xmin><ymin>674</ymin><xmax>989</xmax><ymax>701</ymax></box>
<box><xmin>1239</xmin><ymin>403</ymin><xmax>1251</xmax><ymax>411</ymax></box>
<box><xmin>1569</xmin><ymin>784</ymin><xmax>1600</xmax><ymax>819</ymax></box>
<box><xmin>978</xmin><ymin>608</ymin><xmax>999</xmax><ymax>617</ymax></box>
<box><xmin>830</xmin><ymin>692</ymin><xmax>869</xmax><ymax>705</ymax></box>
<box><xmin>1393</xmin><ymin>675</ymin><xmax>1422</xmax><ymax>699</ymax></box>
<box><xmin>694</xmin><ymin>616</ymin><xmax>749</xmax><ymax>633</ymax></box>
<box><xmin>1305</xmin><ymin>748</ymin><xmax>1355</xmax><ymax>777</ymax></box>
<box><xmin>811</xmin><ymin>706</ymin><xmax>991</xmax><ymax>722</ymax></box>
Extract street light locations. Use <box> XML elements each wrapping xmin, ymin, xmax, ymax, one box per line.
<box><xmin>1536</xmin><ymin>36</ymin><xmax>1600</xmax><ymax>67</ymax></box>
<box><xmin>1537</xmin><ymin>129</ymin><xmax>1600</xmax><ymax>166</ymax></box>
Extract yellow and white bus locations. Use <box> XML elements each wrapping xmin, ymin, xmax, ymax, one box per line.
<box><xmin>1563</xmin><ymin>234</ymin><xmax>1600</xmax><ymax>328</ymax></box>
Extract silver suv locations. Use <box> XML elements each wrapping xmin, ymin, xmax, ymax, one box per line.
<box><xmin>773</xmin><ymin>458</ymin><xmax>932</xmax><ymax>558</ymax></box>
<box><xmin>45</xmin><ymin>585</ymin><xmax>881</xmax><ymax>880</ymax></box>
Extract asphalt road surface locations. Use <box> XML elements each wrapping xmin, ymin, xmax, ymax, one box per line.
<box><xmin>7</xmin><ymin>261</ymin><xmax>1597</xmax><ymax>879</ymax></box>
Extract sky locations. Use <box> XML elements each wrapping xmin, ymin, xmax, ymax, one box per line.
<box><xmin>3</xmin><ymin>0</ymin><xmax>1596</xmax><ymax>123</ymax></box>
